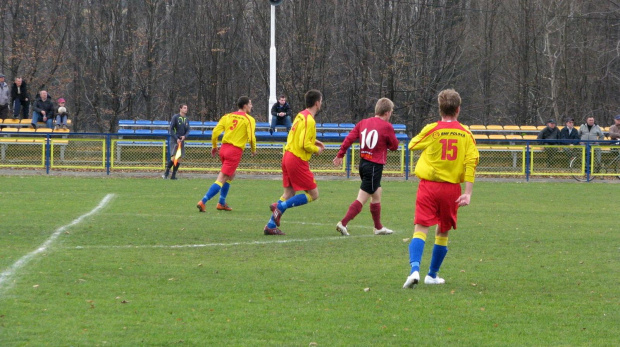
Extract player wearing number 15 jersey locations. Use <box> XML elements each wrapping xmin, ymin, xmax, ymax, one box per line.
<box><xmin>332</xmin><ymin>98</ymin><xmax>400</xmax><ymax>236</ymax></box>
<box><xmin>403</xmin><ymin>89</ymin><xmax>479</xmax><ymax>289</ymax></box>
<box><xmin>197</xmin><ymin>96</ymin><xmax>256</xmax><ymax>213</ymax></box>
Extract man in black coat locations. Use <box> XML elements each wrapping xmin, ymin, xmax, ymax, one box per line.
<box><xmin>11</xmin><ymin>77</ymin><xmax>30</xmax><ymax>119</ymax></box>
<box><xmin>559</xmin><ymin>118</ymin><xmax>580</xmax><ymax>144</ymax></box>
<box><xmin>32</xmin><ymin>90</ymin><xmax>55</xmax><ymax>129</ymax></box>
<box><xmin>538</xmin><ymin>119</ymin><xmax>561</xmax><ymax>167</ymax></box>
<box><xmin>537</xmin><ymin>119</ymin><xmax>560</xmax><ymax>145</ymax></box>
<box><xmin>269</xmin><ymin>95</ymin><xmax>292</xmax><ymax>135</ymax></box>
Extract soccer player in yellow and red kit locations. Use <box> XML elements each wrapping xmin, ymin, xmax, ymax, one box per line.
<box><xmin>197</xmin><ymin>96</ymin><xmax>256</xmax><ymax>212</ymax></box>
<box><xmin>332</xmin><ymin>98</ymin><xmax>400</xmax><ymax>236</ymax></box>
<box><xmin>403</xmin><ymin>89</ymin><xmax>479</xmax><ymax>288</ymax></box>
<box><xmin>264</xmin><ymin>90</ymin><xmax>325</xmax><ymax>235</ymax></box>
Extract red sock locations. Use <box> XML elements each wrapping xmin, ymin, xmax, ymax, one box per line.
<box><xmin>370</xmin><ymin>202</ymin><xmax>383</xmax><ymax>229</ymax></box>
<box><xmin>341</xmin><ymin>200</ymin><xmax>363</xmax><ymax>226</ymax></box>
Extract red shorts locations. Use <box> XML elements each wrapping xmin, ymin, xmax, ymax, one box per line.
<box><xmin>414</xmin><ymin>179</ymin><xmax>461</xmax><ymax>232</ymax></box>
<box><xmin>219</xmin><ymin>143</ymin><xmax>243</xmax><ymax>176</ymax></box>
<box><xmin>282</xmin><ymin>151</ymin><xmax>317</xmax><ymax>191</ymax></box>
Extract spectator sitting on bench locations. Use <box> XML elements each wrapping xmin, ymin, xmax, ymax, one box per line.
<box><xmin>269</xmin><ymin>95</ymin><xmax>292</xmax><ymax>135</ymax></box>
<box><xmin>32</xmin><ymin>90</ymin><xmax>55</xmax><ymax>129</ymax></box>
<box><xmin>559</xmin><ymin>118</ymin><xmax>580</xmax><ymax>144</ymax></box>
<box><xmin>537</xmin><ymin>119</ymin><xmax>560</xmax><ymax>145</ymax></box>
<box><xmin>55</xmin><ymin>98</ymin><xmax>69</xmax><ymax>130</ymax></box>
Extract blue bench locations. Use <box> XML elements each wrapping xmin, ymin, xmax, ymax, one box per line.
<box><xmin>202</xmin><ymin>121</ymin><xmax>218</xmax><ymax>130</ymax></box>
<box><xmin>117</xmin><ymin>120</ymin><xmax>408</xmax><ymax>138</ymax></box>
<box><xmin>319</xmin><ymin>123</ymin><xmax>340</xmax><ymax>132</ymax></box>
<box><xmin>393</xmin><ymin>124</ymin><xmax>406</xmax><ymax>133</ymax></box>
<box><xmin>321</xmin><ymin>132</ymin><xmax>342</xmax><ymax>141</ymax></box>
<box><xmin>135</xmin><ymin>120</ymin><xmax>152</xmax><ymax>127</ymax></box>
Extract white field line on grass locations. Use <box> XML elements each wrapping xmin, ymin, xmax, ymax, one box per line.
<box><xmin>0</xmin><ymin>194</ymin><xmax>115</xmax><ymax>296</ymax></box>
<box><xmin>106</xmin><ymin>212</ymin><xmax>346</xmax><ymax>227</ymax></box>
<box><xmin>71</xmin><ymin>234</ymin><xmax>376</xmax><ymax>250</ymax></box>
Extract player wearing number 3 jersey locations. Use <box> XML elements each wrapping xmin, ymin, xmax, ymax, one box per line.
<box><xmin>333</xmin><ymin>98</ymin><xmax>400</xmax><ymax>236</ymax></box>
<box><xmin>403</xmin><ymin>89</ymin><xmax>479</xmax><ymax>288</ymax></box>
<box><xmin>197</xmin><ymin>96</ymin><xmax>257</xmax><ymax>213</ymax></box>
<box><xmin>263</xmin><ymin>90</ymin><xmax>326</xmax><ymax>236</ymax></box>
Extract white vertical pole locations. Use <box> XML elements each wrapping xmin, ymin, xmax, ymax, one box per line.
<box><xmin>268</xmin><ymin>4</ymin><xmax>277</xmax><ymax>124</ymax></box>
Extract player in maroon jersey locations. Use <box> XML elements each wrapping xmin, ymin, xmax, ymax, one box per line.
<box><xmin>332</xmin><ymin>98</ymin><xmax>400</xmax><ymax>236</ymax></box>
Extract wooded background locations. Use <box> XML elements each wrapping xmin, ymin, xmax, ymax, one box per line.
<box><xmin>1</xmin><ymin>0</ymin><xmax>618</xmax><ymax>135</ymax></box>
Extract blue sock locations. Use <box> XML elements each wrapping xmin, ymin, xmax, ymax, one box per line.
<box><xmin>266</xmin><ymin>216</ymin><xmax>277</xmax><ymax>229</ymax></box>
<box><xmin>428</xmin><ymin>236</ymin><xmax>448</xmax><ymax>278</ymax></box>
<box><xmin>202</xmin><ymin>181</ymin><xmax>223</xmax><ymax>203</ymax></box>
<box><xmin>408</xmin><ymin>231</ymin><xmax>427</xmax><ymax>274</ymax></box>
<box><xmin>279</xmin><ymin>193</ymin><xmax>310</xmax><ymax>212</ymax></box>
<box><xmin>219</xmin><ymin>181</ymin><xmax>231</xmax><ymax>205</ymax></box>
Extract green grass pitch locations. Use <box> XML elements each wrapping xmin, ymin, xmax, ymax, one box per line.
<box><xmin>0</xmin><ymin>175</ymin><xmax>618</xmax><ymax>346</ymax></box>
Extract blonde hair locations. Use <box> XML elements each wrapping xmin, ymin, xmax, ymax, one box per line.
<box><xmin>375</xmin><ymin>98</ymin><xmax>394</xmax><ymax>116</ymax></box>
<box><xmin>438</xmin><ymin>89</ymin><xmax>461</xmax><ymax>117</ymax></box>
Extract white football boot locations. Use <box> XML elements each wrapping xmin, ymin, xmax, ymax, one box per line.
<box><xmin>424</xmin><ymin>275</ymin><xmax>446</xmax><ymax>285</ymax></box>
<box><xmin>403</xmin><ymin>271</ymin><xmax>420</xmax><ymax>289</ymax></box>
<box><xmin>336</xmin><ymin>222</ymin><xmax>350</xmax><ymax>236</ymax></box>
<box><xmin>374</xmin><ymin>226</ymin><xmax>393</xmax><ymax>235</ymax></box>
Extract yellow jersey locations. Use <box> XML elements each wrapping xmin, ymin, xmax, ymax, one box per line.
<box><xmin>285</xmin><ymin>109</ymin><xmax>319</xmax><ymax>162</ymax></box>
<box><xmin>212</xmin><ymin>111</ymin><xmax>257</xmax><ymax>152</ymax></box>
<box><xmin>409</xmin><ymin>121</ymin><xmax>479</xmax><ymax>183</ymax></box>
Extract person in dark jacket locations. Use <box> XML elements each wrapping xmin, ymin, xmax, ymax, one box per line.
<box><xmin>11</xmin><ymin>77</ymin><xmax>30</xmax><ymax>119</ymax></box>
<box><xmin>559</xmin><ymin>118</ymin><xmax>580</xmax><ymax>144</ymax></box>
<box><xmin>537</xmin><ymin>119</ymin><xmax>561</xmax><ymax>167</ymax></box>
<box><xmin>537</xmin><ymin>119</ymin><xmax>560</xmax><ymax>145</ymax></box>
<box><xmin>269</xmin><ymin>95</ymin><xmax>292</xmax><ymax>135</ymax></box>
<box><xmin>163</xmin><ymin>104</ymin><xmax>190</xmax><ymax>180</ymax></box>
<box><xmin>32</xmin><ymin>90</ymin><xmax>54</xmax><ymax>129</ymax></box>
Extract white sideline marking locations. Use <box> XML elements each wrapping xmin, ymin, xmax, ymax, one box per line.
<box><xmin>0</xmin><ymin>194</ymin><xmax>115</xmax><ymax>295</ymax></box>
<box><xmin>107</xmin><ymin>212</ymin><xmax>341</xmax><ymax>227</ymax></box>
<box><xmin>72</xmin><ymin>234</ymin><xmax>375</xmax><ymax>250</ymax></box>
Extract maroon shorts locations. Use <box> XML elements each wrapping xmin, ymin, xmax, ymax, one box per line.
<box><xmin>282</xmin><ymin>151</ymin><xmax>317</xmax><ymax>191</ymax></box>
<box><xmin>219</xmin><ymin>143</ymin><xmax>243</xmax><ymax>176</ymax></box>
<box><xmin>414</xmin><ymin>179</ymin><xmax>461</xmax><ymax>232</ymax></box>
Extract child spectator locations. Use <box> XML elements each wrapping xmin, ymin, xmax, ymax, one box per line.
<box><xmin>55</xmin><ymin>98</ymin><xmax>69</xmax><ymax>129</ymax></box>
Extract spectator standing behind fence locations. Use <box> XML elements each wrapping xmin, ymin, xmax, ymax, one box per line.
<box><xmin>332</xmin><ymin>97</ymin><xmax>400</xmax><ymax>236</ymax></box>
<box><xmin>559</xmin><ymin>118</ymin><xmax>580</xmax><ymax>144</ymax></box>
<box><xmin>403</xmin><ymin>89</ymin><xmax>479</xmax><ymax>289</ymax></box>
<box><xmin>163</xmin><ymin>104</ymin><xmax>190</xmax><ymax>180</ymax></box>
<box><xmin>269</xmin><ymin>95</ymin><xmax>292</xmax><ymax>135</ymax></box>
<box><xmin>11</xmin><ymin>77</ymin><xmax>30</xmax><ymax>120</ymax></box>
<box><xmin>579</xmin><ymin>117</ymin><xmax>604</xmax><ymax>144</ymax></box>
<box><xmin>579</xmin><ymin>116</ymin><xmax>605</xmax><ymax>167</ymax></box>
<box><xmin>609</xmin><ymin>115</ymin><xmax>620</xmax><ymax>143</ymax></box>
<box><xmin>55</xmin><ymin>98</ymin><xmax>69</xmax><ymax>130</ymax></box>
<box><xmin>0</xmin><ymin>74</ymin><xmax>9</xmax><ymax>120</ymax></box>
<box><xmin>32</xmin><ymin>90</ymin><xmax>54</xmax><ymax>129</ymax></box>
<box><xmin>537</xmin><ymin>119</ymin><xmax>560</xmax><ymax>145</ymax></box>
